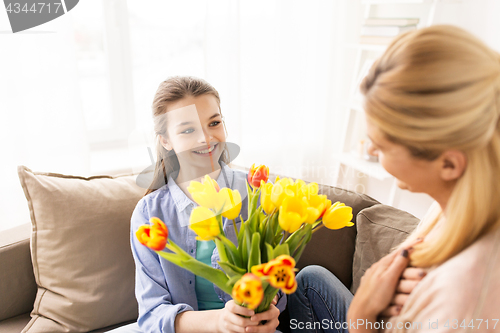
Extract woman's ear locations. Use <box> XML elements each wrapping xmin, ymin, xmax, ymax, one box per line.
<box><xmin>159</xmin><ymin>135</ymin><xmax>172</xmax><ymax>151</ymax></box>
<box><xmin>439</xmin><ymin>150</ymin><xmax>467</xmax><ymax>181</ymax></box>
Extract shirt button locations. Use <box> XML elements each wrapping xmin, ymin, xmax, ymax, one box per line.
<box><xmin>190</xmin><ymin>249</ymin><xmax>194</xmax><ymax>253</ymax></box>
<box><xmin>189</xmin><ymin>281</ymin><xmax>192</xmax><ymax>284</ymax></box>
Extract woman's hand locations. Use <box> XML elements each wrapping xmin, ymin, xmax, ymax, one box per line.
<box><xmin>347</xmin><ymin>248</ymin><xmax>410</xmax><ymax>325</ymax></box>
<box><xmin>380</xmin><ymin>266</ymin><xmax>426</xmax><ymax>317</ymax></box>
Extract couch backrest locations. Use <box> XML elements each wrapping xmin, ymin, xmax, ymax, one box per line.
<box><xmin>0</xmin><ymin>224</ymin><xmax>36</xmax><ymax>322</ymax></box>
<box><xmin>296</xmin><ymin>184</ymin><xmax>379</xmax><ymax>289</ymax></box>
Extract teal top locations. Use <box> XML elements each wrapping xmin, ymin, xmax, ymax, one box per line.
<box><xmin>195</xmin><ymin>240</ymin><xmax>225</xmax><ymax>310</ymax></box>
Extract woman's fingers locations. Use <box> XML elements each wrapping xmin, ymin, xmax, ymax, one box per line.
<box><xmin>402</xmin><ymin>267</ymin><xmax>426</xmax><ymax>280</ymax></box>
<box><xmin>391</xmin><ymin>292</ymin><xmax>408</xmax><ymax>306</ymax></box>
<box><xmin>385</xmin><ymin>250</ymin><xmax>410</xmax><ymax>282</ymax></box>
<box><xmin>396</xmin><ymin>279</ymin><xmax>420</xmax><ymax>294</ymax></box>
<box><xmin>380</xmin><ymin>305</ymin><xmax>401</xmax><ymax>317</ymax></box>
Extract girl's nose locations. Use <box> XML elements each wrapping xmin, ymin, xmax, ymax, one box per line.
<box><xmin>199</xmin><ymin>130</ymin><xmax>213</xmax><ymax>144</ymax></box>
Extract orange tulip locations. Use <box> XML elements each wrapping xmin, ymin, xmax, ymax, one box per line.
<box><xmin>247</xmin><ymin>164</ymin><xmax>269</xmax><ymax>188</ymax></box>
<box><xmin>232</xmin><ymin>273</ymin><xmax>264</xmax><ymax>310</ymax></box>
<box><xmin>136</xmin><ymin>217</ymin><xmax>169</xmax><ymax>251</ymax></box>
<box><xmin>251</xmin><ymin>255</ymin><xmax>297</xmax><ymax>294</ymax></box>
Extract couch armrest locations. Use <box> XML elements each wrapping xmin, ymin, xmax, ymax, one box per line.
<box><xmin>0</xmin><ymin>223</ymin><xmax>36</xmax><ymax>321</ymax></box>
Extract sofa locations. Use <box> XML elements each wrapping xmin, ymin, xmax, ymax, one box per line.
<box><xmin>0</xmin><ymin>166</ymin><xmax>420</xmax><ymax>333</ymax></box>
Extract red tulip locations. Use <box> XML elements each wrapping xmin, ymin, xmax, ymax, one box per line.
<box><xmin>247</xmin><ymin>164</ymin><xmax>269</xmax><ymax>188</ymax></box>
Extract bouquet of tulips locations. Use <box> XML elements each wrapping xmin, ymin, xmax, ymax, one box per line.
<box><xmin>136</xmin><ymin>164</ymin><xmax>354</xmax><ymax>313</ymax></box>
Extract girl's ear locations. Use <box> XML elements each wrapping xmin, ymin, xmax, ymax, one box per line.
<box><xmin>439</xmin><ymin>150</ymin><xmax>467</xmax><ymax>181</ymax></box>
<box><xmin>159</xmin><ymin>135</ymin><xmax>172</xmax><ymax>151</ymax></box>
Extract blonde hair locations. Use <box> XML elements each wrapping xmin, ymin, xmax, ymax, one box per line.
<box><xmin>145</xmin><ymin>76</ymin><xmax>230</xmax><ymax>196</ymax></box>
<box><xmin>360</xmin><ymin>25</ymin><xmax>500</xmax><ymax>267</ymax></box>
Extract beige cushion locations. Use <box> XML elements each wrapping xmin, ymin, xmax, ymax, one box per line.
<box><xmin>17</xmin><ymin>166</ymin><xmax>144</xmax><ymax>332</ymax></box>
<box><xmin>350</xmin><ymin>204</ymin><xmax>420</xmax><ymax>294</ymax></box>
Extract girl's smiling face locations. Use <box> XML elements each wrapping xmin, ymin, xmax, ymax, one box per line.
<box><xmin>160</xmin><ymin>94</ymin><xmax>226</xmax><ymax>171</ymax></box>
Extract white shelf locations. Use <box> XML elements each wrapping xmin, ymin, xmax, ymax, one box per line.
<box><xmin>343</xmin><ymin>102</ymin><xmax>364</xmax><ymax>113</ymax></box>
<box><xmin>361</xmin><ymin>0</ymin><xmax>426</xmax><ymax>3</ymax></box>
<box><xmin>339</xmin><ymin>152</ymin><xmax>392</xmax><ymax>181</ymax></box>
<box><xmin>362</xmin><ymin>0</ymin><xmax>460</xmax><ymax>3</ymax></box>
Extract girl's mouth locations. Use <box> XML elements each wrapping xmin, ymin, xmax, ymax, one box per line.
<box><xmin>193</xmin><ymin>143</ymin><xmax>218</xmax><ymax>155</ymax></box>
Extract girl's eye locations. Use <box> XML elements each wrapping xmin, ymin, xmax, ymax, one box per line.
<box><xmin>181</xmin><ymin>128</ymin><xmax>194</xmax><ymax>134</ymax></box>
<box><xmin>209</xmin><ymin>121</ymin><xmax>221</xmax><ymax>127</ymax></box>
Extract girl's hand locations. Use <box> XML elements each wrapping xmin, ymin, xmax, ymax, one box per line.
<box><xmin>380</xmin><ymin>266</ymin><xmax>426</xmax><ymax>317</ymax></box>
<box><xmin>217</xmin><ymin>300</ymin><xmax>259</xmax><ymax>333</ymax></box>
<box><xmin>247</xmin><ymin>304</ymin><xmax>280</xmax><ymax>333</ymax></box>
<box><xmin>347</xmin><ymin>248</ymin><xmax>410</xmax><ymax>324</ymax></box>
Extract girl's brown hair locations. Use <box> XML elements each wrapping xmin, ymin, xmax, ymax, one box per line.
<box><xmin>145</xmin><ymin>76</ymin><xmax>230</xmax><ymax>196</ymax></box>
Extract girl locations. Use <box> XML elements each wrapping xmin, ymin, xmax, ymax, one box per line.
<box><xmin>117</xmin><ymin>77</ymin><xmax>284</xmax><ymax>333</ymax></box>
<box><xmin>289</xmin><ymin>25</ymin><xmax>500</xmax><ymax>333</ymax></box>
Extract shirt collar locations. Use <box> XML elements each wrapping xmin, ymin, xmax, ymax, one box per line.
<box><xmin>167</xmin><ymin>161</ymin><xmax>234</xmax><ymax>213</ymax></box>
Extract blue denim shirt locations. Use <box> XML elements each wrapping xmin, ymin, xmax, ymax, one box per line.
<box><xmin>130</xmin><ymin>163</ymin><xmax>286</xmax><ymax>333</ymax></box>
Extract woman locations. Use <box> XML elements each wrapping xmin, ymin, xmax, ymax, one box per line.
<box><xmin>289</xmin><ymin>25</ymin><xmax>500</xmax><ymax>333</ymax></box>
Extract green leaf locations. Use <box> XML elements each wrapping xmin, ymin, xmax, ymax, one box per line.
<box><xmin>285</xmin><ymin>224</ymin><xmax>312</xmax><ymax>254</ymax></box>
<box><xmin>255</xmin><ymin>285</ymin><xmax>279</xmax><ymax>314</ymax></box>
<box><xmin>272</xmin><ymin>243</ymin><xmax>290</xmax><ymax>258</ymax></box>
<box><xmin>219</xmin><ymin>235</ymin><xmax>243</xmax><ymax>268</ymax></box>
<box><xmin>227</xmin><ymin>274</ymin><xmax>243</xmax><ymax>288</ymax></box>
<box><xmin>215</xmin><ymin>238</ymin><xmax>228</xmax><ymax>263</ymax></box>
<box><xmin>237</xmin><ymin>217</ymin><xmax>246</xmax><ymax>246</ymax></box>
<box><xmin>157</xmin><ymin>252</ymin><xmax>232</xmax><ymax>295</ymax></box>
<box><xmin>248</xmin><ymin>232</ymin><xmax>261</xmax><ymax>272</ymax></box>
<box><xmin>247</xmin><ymin>210</ymin><xmax>258</xmax><ymax>234</ymax></box>
<box><xmin>218</xmin><ymin>261</ymin><xmax>246</xmax><ymax>277</ymax></box>
<box><xmin>181</xmin><ymin>258</ymin><xmax>232</xmax><ymax>294</ymax></box>
<box><xmin>265</xmin><ymin>243</ymin><xmax>274</xmax><ymax>263</ymax></box>
<box><xmin>240</xmin><ymin>229</ymin><xmax>248</xmax><ymax>267</ymax></box>
<box><xmin>293</xmin><ymin>227</ymin><xmax>313</xmax><ymax>263</ymax></box>
<box><xmin>156</xmin><ymin>251</ymin><xmax>186</xmax><ymax>266</ymax></box>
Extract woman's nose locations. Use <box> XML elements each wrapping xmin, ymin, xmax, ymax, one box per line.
<box><xmin>367</xmin><ymin>142</ymin><xmax>378</xmax><ymax>156</ymax></box>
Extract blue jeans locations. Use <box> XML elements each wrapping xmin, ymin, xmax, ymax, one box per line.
<box><xmin>288</xmin><ymin>265</ymin><xmax>353</xmax><ymax>333</ymax></box>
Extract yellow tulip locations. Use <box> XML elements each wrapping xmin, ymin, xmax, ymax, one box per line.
<box><xmin>260</xmin><ymin>180</ymin><xmax>275</xmax><ymax>215</ymax></box>
<box><xmin>188</xmin><ymin>175</ymin><xmax>224</xmax><ymax>211</ymax></box>
<box><xmin>278</xmin><ymin>196</ymin><xmax>309</xmax><ymax>233</ymax></box>
<box><xmin>322</xmin><ymin>201</ymin><xmax>354</xmax><ymax>230</ymax></box>
<box><xmin>232</xmin><ymin>273</ymin><xmax>264</xmax><ymax>310</ymax></box>
<box><xmin>219</xmin><ymin>188</ymin><xmax>242</xmax><ymax>220</ymax></box>
<box><xmin>270</xmin><ymin>178</ymin><xmax>294</xmax><ymax>208</ymax></box>
<box><xmin>189</xmin><ymin>207</ymin><xmax>220</xmax><ymax>241</ymax></box>
<box><xmin>305</xmin><ymin>194</ymin><xmax>329</xmax><ymax>224</ymax></box>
